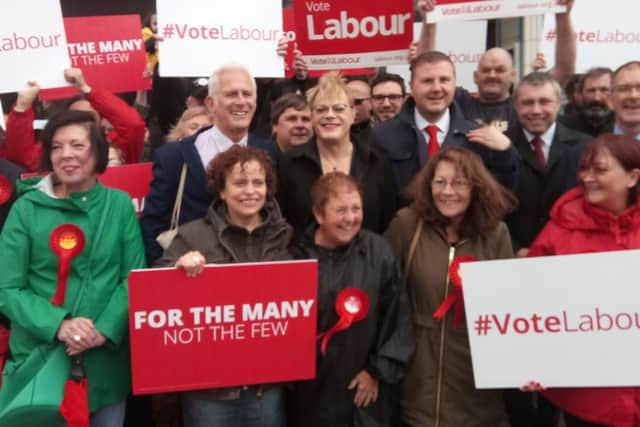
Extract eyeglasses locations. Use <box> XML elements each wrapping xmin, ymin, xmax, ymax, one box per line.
<box><xmin>371</xmin><ymin>94</ymin><xmax>404</xmax><ymax>103</ymax></box>
<box><xmin>313</xmin><ymin>104</ymin><xmax>350</xmax><ymax>115</ymax></box>
<box><xmin>613</xmin><ymin>83</ymin><xmax>640</xmax><ymax>95</ymax></box>
<box><xmin>431</xmin><ymin>178</ymin><xmax>470</xmax><ymax>191</ymax></box>
<box><xmin>353</xmin><ymin>98</ymin><xmax>370</xmax><ymax>106</ymax></box>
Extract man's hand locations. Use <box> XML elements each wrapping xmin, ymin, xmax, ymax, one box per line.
<box><xmin>466</xmin><ymin>126</ymin><xmax>511</xmax><ymax>151</ymax></box>
<box><xmin>15</xmin><ymin>81</ymin><xmax>41</xmax><ymax>112</ymax></box>
<box><xmin>417</xmin><ymin>0</ymin><xmax>436</xmax><ymax>23</ymax></box>
<box><xmin>348</xmin><ymin>370</ymin><xmax>379</xmax><ymax>408</ymax></box>
<box><xmin>64</xmin><ymin>68</ymin><xmax>92</xmax><ymax>94</ymax></box>
<box><xmin>293</xmin><ymin>45</ymin><xmax>308</xmax><ymax>80</ymax></box>
<box><xmin>276</xmin><ymin>36</ymin><xmax>288</xmax><ymax>57</ymax></box>
<box><xmin>531</xmin><ymin>52</ymin><xmax>547</xmax><ymax>72</ymax></box>
<box><xmin>556</xmin><ymin>0</ymin><xmax>574</xmax><ymax>14</ymax></box>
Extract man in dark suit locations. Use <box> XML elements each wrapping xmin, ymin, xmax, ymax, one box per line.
<box><xmin>140</xmin><ymin>63</ymin><xmax>277</xmax><ymax>265</ymax></box>
<box><xmin>507</xmin><ymin>71</ymin><xmax>591</xmax><ymax>256</ymax></box>
<box><xmin>369</xmin><ymin>50</ymin><xmax>518</xmax><ymax>199</ymax></box>
<box><xmin>504</xmin><ymin>71</ymin><xmax>590</xmax><ymax>427</ymax></box>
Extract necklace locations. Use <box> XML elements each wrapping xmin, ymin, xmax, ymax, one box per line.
<box><xmin>318</xmin><ymin>143</ymin><xmax>353</xmax><ymax>175</ymax></box>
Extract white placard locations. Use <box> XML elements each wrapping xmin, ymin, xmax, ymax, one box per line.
<box><xmin>157</xmin><ymin>0</ymin><xmax>284</xmax><ymax>78</ymax></box>
<box><xmin>428</xmin><ymin>0</ymin><xmax>565</xmax><ymax>23</ymax></box>
<box><xmin>0</xmin><ymin>0</ymin><xmax>70</xmax><ymax>93</ymax></box>
<box><xmin>541</xmin><ymin>0</ymin><xmax>640</xmax><ymax>73</ymax></box>
<box><xmin>461</xmin><ymin>250</ymin><xmax>640</xmax><ymax>389</ymax></box>
<box><xmin>387</xmin><ymin>21</ymin><xmax>487</xmax><ymax>92</ymax></box>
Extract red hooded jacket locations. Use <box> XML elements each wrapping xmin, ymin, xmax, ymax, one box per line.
<box><xmin>529</xmin><ymin>187</ymin><xmax>640</xmax><ymax>427</ymax></box>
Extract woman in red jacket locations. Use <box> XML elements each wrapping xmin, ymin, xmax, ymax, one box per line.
<box><xmin>529</xmin><ymin>133</ymin><xmax>640</xmax><ymax>427</ymax></box>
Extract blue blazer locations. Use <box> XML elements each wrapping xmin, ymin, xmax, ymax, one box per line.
<box><xmin>140</xmin><ymin>126</ymin><xmax>278</xmax><ymax>265</ymax></box>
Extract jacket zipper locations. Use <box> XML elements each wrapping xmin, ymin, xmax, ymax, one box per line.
<box><xmin>434</xmin><ymin>244</ymin><xmax>457</xmax><ymax>427</ymax></box>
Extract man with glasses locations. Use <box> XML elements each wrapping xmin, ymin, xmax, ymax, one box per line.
<box><xmin>370</xmin><ymin>72</ymin><xmax>407</xmax><ymax>123</ymax></box>
<box><xmin>345</xmin><ymin>76</ymin><xmax>373</xmax><ymax>145</ymax></box>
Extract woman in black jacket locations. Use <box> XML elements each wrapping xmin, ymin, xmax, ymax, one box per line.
<box><xmin>288</xmin><ymin>172</ymin><xmax>414</xmax><ymax>427</ymax></box>
<box><xmin>277</xmin><ymin>71</ymin><xmax>397</xmax><ymax>236</ymax></box>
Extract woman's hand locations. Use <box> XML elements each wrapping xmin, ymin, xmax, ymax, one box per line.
<box><xmin>175</xmin><ymin>250</ymin><xmax>206</xmax><ymax>278</ymax></box>
<box><xmin>58</xmin><ymin>317</ymin><xmax>106</xmax><ymax>355</ymax></box>
<box><xmin>348</xmin><ymin>370</ymin><xmax>379</xmax><ymax>408</ymax></box>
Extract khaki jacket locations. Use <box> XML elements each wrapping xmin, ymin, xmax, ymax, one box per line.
<box><xmin>385</xmin><ymin>207</ymin><xmax>513</xmax><ymax>427</ymax></box>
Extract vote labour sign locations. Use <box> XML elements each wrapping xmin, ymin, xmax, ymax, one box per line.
<box><xmin>461</xmin><ymin>250</ymin><xmax>640</xmax><ymax>388</ymax></box>
<box><xmin>0</xmin><ymin>0</ymin><xmax>69</xmax><ymax>93</ymax></box>
<box><xmin>40</xmin><ymin>15</ymin><xmax>151</xmax><ymax>100</ymax></box>
<box><xmin>128</xmin><ymin>260</ymin><xmax>318</xmax><ymax>394</ymax></box>
<box><xmin>426</xmin><ymin>0</ymin><xmax>565</xmax><ymax>23</ymax></box>
<box><xmin>293</xmin><ymin>0</ymin><xmax>413</xmax><ymax>69</ymax></box>
<box><xmin>282</xmin><ymin>7</ymin><xmax>374</xmax><ymax>78</ymax></box>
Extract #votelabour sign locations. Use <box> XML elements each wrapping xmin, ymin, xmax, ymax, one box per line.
<box><xmin>294</xmin><ymin>0</ymin><xmax>413</xmax><ymax>69</ymax></box>
<box><xmin>40</xmin><ymin>15</ymin><xmax>151</xmax><ymax>100</ymax></box>
<box><xmin>0</xmin><ymin>0</ymin><xmax>70</xmax><ymax>93</ymax></box>
<box><xmin>129</xmin><ymin>260</ymin><xmax>318</xmax><ymax>394</ymax></box>
<box><xmin>427</xmin><ymin>0</ymin><xmax>565</xmax><ymax>23</ymax></box>
<box><xmin>461</xmin><ymin>250</ymin><xmax>640</xmax><ymax>388</ymax></box>
<box><xmin>157</xmin><ymin>0</ymin><xmax>284</xmax><ymax>78</ymax></box>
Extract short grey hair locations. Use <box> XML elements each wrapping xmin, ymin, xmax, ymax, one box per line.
<box><xmin>208</xmin><ymin>63</ymin><xmax>256</xmax><ymax>98</ymax></box>
<box><xmin>513</xmin><ymin>71</ymin><xmax>562</xmax><ymax>102</ymax></box>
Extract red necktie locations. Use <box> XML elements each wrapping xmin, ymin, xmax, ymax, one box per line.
<box><xmin>426</xmin><ymin>125</ymin><xmax>439</xmax><ymax>158</ymax></box>
<box><xmin>531</xmin><ymin>136</ymin><xmax>546</xmax><ymax>168</ymax></box>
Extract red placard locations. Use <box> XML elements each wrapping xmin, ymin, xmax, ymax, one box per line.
<box><xmin>20</xmin><ymin>162</ymin><xmax>152</xmax><ymax>216</ymax></box>
<box><xmin>293</xmin><ymin>0</ymin><xmax>413</xmax><ymax>69</ymax></box>
<box><xmin>128</xmin><ymin>260</ymin><xmax>318</xmax><ymax>394</ymax></box>
<box><xmin>98</xmin><ymin>162</ymin><xmax>152</xmax><ymax>217</ymax></box>
<box><xmin>282</xmin><ymin>7</ymin><xmax>374</xmax><ymax>78</ymax></box>
<box><xmin>40</xmin><ymin>15</ymin><xmax>151</xmax><ymax>100</ymax></box>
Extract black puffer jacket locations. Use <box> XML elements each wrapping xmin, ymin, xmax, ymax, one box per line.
<box><xmin>288</xmin><ymin>227</ymin><xmax>415</xmax><ymax>427</ymax></box>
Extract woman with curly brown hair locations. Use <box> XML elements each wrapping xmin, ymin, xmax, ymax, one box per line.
<box><xmin>155</xmin><ymin>144</ymin><xmax>292</xmax><ymax>427</ymax></box>
<box><xmin>384</xmin><ymin>146</ymin><xmax>516</xmax><ymax>427</ymax></box>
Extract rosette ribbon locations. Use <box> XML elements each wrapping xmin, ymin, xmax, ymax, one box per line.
<box><xmin>433</xmin><ymin>256</ymin><xmax>477</xmax><ymax>328</ymax></box>
<box><xmin>318</xmin><ymin>288</ymin><xmax>369</xmax><ymax>355</ymax></box>
<box><xmin>0</xmin><ymin>174</ymin><xmax>11</xmax><ymax>206</ymax></box>
<box><xmin>49</xmin><ymin>224</ymin><xmax>86</xmax><ymax>306</ymax></box>
<box><xmin>49</xmin><ymin>224</ymin><xmax>89</xmax><ymax>427</ymax></box>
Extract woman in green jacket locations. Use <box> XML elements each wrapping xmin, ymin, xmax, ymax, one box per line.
<box><xmin>0</xmin><ymin>111</ymin><xmax>145</xmax><ymax>427</ymax></box>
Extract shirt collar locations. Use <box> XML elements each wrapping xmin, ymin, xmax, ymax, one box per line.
<box><xmin>414</xmin><ymin>108</ymin><xmax>451</xmax><ymax>135</ymax></box>
<box><xmin>523</xmin><ymin>122</ymin><xmax>557</xmax><ymax>146</ymax></box>
<box><xmin>614</xmin><ymin>123</ymin><xmax>640</xmax><ymax>140</ymax></box>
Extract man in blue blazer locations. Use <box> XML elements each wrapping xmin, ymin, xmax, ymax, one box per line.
<box><xmin>140</xmin><ymin>63</ymin><xmax>278</xmax><ymax>265</ymax></box>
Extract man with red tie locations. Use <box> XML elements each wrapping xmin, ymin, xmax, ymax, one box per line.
<box><xmin>370</xmin><ymin>50</ymin><xmax>518</xmax><ymax>203</ymax></box>
<box><xmin>505</xmin><ymin>71</ymin><xmax>591</xmax><ymax>258</ymax></box>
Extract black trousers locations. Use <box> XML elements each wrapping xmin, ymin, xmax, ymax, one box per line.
<box><xmin>503</xmin><ymin>390</ymin><xmax>559</xmax><ymax>427</ymax></box>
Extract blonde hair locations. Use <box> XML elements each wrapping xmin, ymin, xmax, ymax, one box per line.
<box><xmin>167</xmin><ymin>106</ymin><xmax>210</xmax><ymax>142</ymax></box>
<box><xmin>306</xmin><ymin>71</ymin><xmax>353</xmax><ymax>108</ymax></box>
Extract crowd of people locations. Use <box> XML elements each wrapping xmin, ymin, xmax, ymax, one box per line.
<box><xmin>1</xmin><ymin>0</ymin><xmax>640</xmax><ymax>426</ymax></box>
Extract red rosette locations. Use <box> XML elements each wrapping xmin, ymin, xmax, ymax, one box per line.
<box><xmin>318</xmin><ymin>288</ymin><xmax>370</xmax><ymax>355</ymax></box>
<box><xmin>433</xmin><ymin>255</ymin><xmax>477</xmax><ymax>328</ymax></box>
<box><xmin>0</xmin><ymin>174</ymin><xmax>12</xmax><ymax>206</ymax></box>
<box><xmin>49</xmin><ymin>224</ymin><xmax>86</xmax><ymax>306</ymax></box>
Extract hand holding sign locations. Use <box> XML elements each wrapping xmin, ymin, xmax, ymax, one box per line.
<box><xmin>14</xmin><ymin>81</ymin><xmax>40</xmax><ymax>113</ymax></box>
<box><xmin>64</xmin><ymin>68</ymin><xmax>92</xmax><ymax>94</ymax></box>
<box><xmin>175</xmin><ymin>251</ymin><xmax>207</xmax><ymax>278</ymax></box>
